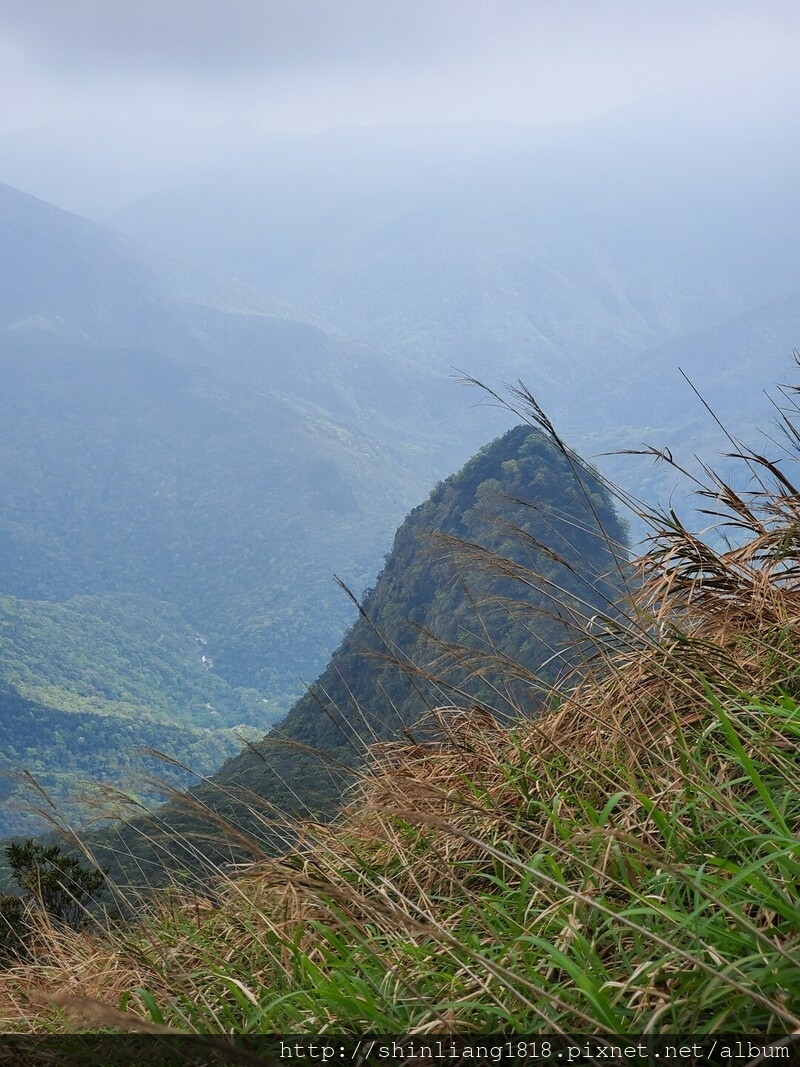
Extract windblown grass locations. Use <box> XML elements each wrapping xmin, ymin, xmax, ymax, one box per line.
<box><xmin>1</xmin><ymin>380</ymin><xmax>799</xmax><ymax>1035</ymax></box>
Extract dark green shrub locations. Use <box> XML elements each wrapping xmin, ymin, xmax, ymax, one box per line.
<box><xmin>4</xmin><ymin>840</ymin><xmax>106</xmax><ymax>933</ymax></box>
<box><xmin>0</xmin><ymin>893</ymin><xmax>29</xmax><ymax>963</ymax></box>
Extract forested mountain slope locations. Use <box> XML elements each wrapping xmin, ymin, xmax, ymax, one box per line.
<box><xmin>97</xmin><ymin>423</ymin><xmax>628</xmax><ymax>881</ymax></box>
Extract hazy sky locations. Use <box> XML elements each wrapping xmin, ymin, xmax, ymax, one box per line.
<box><xmin>1</xmin><ymin>0</ymin><xmax>799</xmax><ymax>136</ymax></box>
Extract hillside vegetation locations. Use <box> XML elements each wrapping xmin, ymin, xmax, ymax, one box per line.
<box><xmin>0</xmin><ymin>382</ymin><xmax>797</xmax><ymax>1036</ymax></box>
<box><xmin>0</xmin><ymin>594</ymin><xmax>267</xmax><ymax>838</ymax></box>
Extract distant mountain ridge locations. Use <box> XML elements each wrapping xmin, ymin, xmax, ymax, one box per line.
<box><xmin>0</xmin><ymin>181</ymin><xmax>435</xmax><ymax>429</ymax></box>
<box><xmin>0</xmin><ymin>181</ymin><xmax>275</xmax><ymax>341</ymax></box>
<box><xmin>105</xmin><ymin>96</ymin><xmax>800</xmax><ymax>499</ymax></box>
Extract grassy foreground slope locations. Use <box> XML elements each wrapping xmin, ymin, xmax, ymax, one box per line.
<box><xmin>0</xmin><ymin>385</ymin><xmax>798</xmax><ymax>1036</ymax></box>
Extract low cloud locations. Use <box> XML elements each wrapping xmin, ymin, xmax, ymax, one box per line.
<box><xmin>0</xmin><ymin>1</ymin><xmax>798</xmax><ymax>134</ymax></box>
